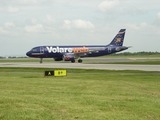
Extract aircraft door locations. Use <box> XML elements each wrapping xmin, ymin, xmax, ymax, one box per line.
<box><xmin>108</xmin><ymin>47</ymin><xmax>112</xmax><ymax>53</ymax></box>
<box><xmin>40</xmin><ymin>47</ymin><xmax>45</xmax><ymax>54</ymax></box>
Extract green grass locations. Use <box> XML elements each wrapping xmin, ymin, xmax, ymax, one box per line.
<box><xmin>97</xmin><ymin>61</ymin><xmax>160</xmax><ymax>65</ymax></box>
<box><xmin>0</xmin><ymin>58</ymin><xmax>52</xmax><ymax>63</ymax></box>
<box><xmin>0</xmin><ymin>68</ymin><xmax>160</xmax><ymax>120</ymax></box>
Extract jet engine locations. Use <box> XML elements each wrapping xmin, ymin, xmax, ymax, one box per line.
<box><xmin>63</xmin><ymin>53</ymin><xmax>75</xmax><ymax>63</ymax></box>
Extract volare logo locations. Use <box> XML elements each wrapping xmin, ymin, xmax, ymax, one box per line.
<box><xmin>46</xmin><ymin>46</ymin><xmax>89</xmax><ymax>53</ymax></box>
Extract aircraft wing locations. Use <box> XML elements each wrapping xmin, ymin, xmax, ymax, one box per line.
<box><xmin>87</xmin><ymin>47</ymin><xmax>106</xmax><ymax>54</ymax></box>
<box><xmin>63</xmin><ymin>47</ymin><xmax>105</xmax><ymax>60</ymax></box>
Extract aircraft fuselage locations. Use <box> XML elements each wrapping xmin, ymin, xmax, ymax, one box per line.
<box><xmin>26</xmin><ymin>29</ymin><xmax>130</xmax><ymax>63</ymax></box>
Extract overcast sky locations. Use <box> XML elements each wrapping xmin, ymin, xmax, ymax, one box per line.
<box><xmin>0</xmin><ymin>0</ymin><xmax>160</xmax><ymax>56</ymax></box>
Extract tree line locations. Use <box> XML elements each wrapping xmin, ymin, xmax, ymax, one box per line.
<box><xmin>111</xmin><ymin>51</ymin><xmax>160</xmax><ymax>56</ymax></box>
<box><xmin>0</xmin><ymin>51</ymin><xmax>160</xmax><ymax>58</ymax></box>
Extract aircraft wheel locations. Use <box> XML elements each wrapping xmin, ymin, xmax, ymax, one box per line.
<box><xmin>78</xmin><ymin>59</ymin><xmax>82</xmax><ymax>63</ymax></box>
<box><xmin>71</xmin><ymin>59</ymin><xmax>75</xmax><ymax>63</ymax></box>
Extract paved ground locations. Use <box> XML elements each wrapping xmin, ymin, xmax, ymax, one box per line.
<box><xmin>0</xmin><ymin>62</ymin><xmax>160</xmax><ymax>71</ymax></box>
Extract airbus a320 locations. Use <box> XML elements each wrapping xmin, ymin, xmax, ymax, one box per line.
<box><xmin>26</xmin><ymin>29</ymin><xmax>130</xmax><ymax>63</ymax></box>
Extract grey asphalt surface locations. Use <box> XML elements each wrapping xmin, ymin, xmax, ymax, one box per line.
<box><xmin>0</xmin><ymin>62</ymin><xmax>160</xmax><ymax>71</ymax></box>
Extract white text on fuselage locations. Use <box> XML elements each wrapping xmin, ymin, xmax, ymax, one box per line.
<box><xmin>46</xmin><ymin>46</ymin><xmax>89</xmax><ymax>53</ymax></box>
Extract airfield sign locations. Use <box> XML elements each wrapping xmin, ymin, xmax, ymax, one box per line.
<box><xmin>44</xmin><ymin>70</ymin><xmax>67</xmax><ymax>77</ymax></box>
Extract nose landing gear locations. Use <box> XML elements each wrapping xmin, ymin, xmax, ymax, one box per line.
<box><xmin>40</xmin><ymin>58</ymin><xmax>43</xmax><ymax>63</ymax></box>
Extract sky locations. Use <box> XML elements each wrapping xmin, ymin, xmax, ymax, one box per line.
<box><xmin>0</xmin><ymin>0</ymin><xmax>160</xmax><ymax>56</ymax></box>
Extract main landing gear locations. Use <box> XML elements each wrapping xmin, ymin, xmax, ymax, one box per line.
<box><xmin>70</xmin><ymin>59</ymin><xmax>82</xmax><ymax>63</ymax></box>
<box><xmin>39</xmin><ymin>58</ymin><xmax>82</xmax><ymax>63</ymax></box>
<box><xmin>78</xmin><ymin>59</ymin><xmax>82</xmax><ymax>63</ymax></box>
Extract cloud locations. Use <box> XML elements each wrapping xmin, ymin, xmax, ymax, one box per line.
<box><xmin>18</xmin><ymin>0</ymin><xmax>52</xmax><ymax>6</ymax></box>
<box><xmin>122</xmin><ymin>7</ymin><xmax>146</xmax><ymax>16</ymax></box>
<box><xmin>126</xmin><ymin>22</ymin><xmax>147</xmax><ymax>30</ymax></box>
<box><xmin>0</xmin><ymin>22</ymin><xmax>16</xmax><ymax>35</ymax></box>
<box><xmin>6</xmin><ymin>6</ymin><xmax>19</xmax><ymax>12</ymax></box>
<box><xmin>157</xmin><ymin>12</ymin><xmax>160</xmax><ymax>20</ymax></box>
<box><xmin>31</xmin><ymin>18</ymin><xmax>37</xmax><ymax>24</ymax></box>
<box><xmin>5</xmin><ymin>22</ymin><xmax>15</xmax><ymax>27</ymax></box>
<box><xmin>152</xmin><ymin>12</ymin><xmax>160</xmax><ymax>27</ymax></box>
<box><xmin>0</xmin><ymin>27</ymin><xmax>8</xmax><ymax>34</ymax></box>
<box><xmin>98</xmin><ymin>0</ymin><xmax>120</xmax><ymax>12</ymax></box>
<box><xmin>19</xmin><ymin>0</ymin><xmax>37</xmax><ymax>5</ymax></box>
<box><xmin>43</xmin><ymin>15</ymin><xmax>55</xmax><ymax>23</ymax></box>
<box><xmin>25</xmin><ymin>24</ymin><xmax>44</xmax><ymax>32</ymax></box>
<box><xmin>0</xmin><ymin>23</ymin><xmax>20</xmax><ymax>36</ymax></box>
<box><xmin>63</xmin><ymin>19</ymin><xmax>95</xmax><ymax>29</ymax></box>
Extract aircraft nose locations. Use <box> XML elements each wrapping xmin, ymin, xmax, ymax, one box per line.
<box><xmin>26</xmin><ymin>51</ymin><xmax>31</xmax><ymax>56</ymax></box>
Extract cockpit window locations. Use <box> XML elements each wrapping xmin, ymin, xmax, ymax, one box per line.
<box><xmin>31</xmin><ymin>48</ymin><xmax>39</xmax><ymax>52</ymax></box>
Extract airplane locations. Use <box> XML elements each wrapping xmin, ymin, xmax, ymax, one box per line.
<box><xmin>26</xmin><ymin>29</ymin><xmax>130</xmax><ymax>63</ymax></box>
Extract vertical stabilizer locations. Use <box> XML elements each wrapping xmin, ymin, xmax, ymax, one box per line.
<box><xmin>109</xmin><ymin>29</ymin><xmax>126</xmax><ymax>46</ymax></box>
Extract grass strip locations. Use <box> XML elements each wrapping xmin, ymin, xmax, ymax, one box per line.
<box><xmin>0</xmin><ymin>68</ymin><xmax>160</xmax><ymax>120</ymax></box>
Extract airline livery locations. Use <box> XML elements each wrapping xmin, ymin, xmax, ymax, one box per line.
<box><xmin>26</xmin><ymin>29</ymin><xmax>130</xmax><ymax>63</ymax></box>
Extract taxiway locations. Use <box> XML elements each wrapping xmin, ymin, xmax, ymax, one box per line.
<box><xmin>0</xmin><ymin>62</ymin><xmax>160</xmax><ymax>71</ymax></box>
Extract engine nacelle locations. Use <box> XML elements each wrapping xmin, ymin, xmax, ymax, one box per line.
<box><xmin>54</xmin><ymin>57</ymin><xmax>63</xmax><ymax>61</ymax></box>
<box><xmin>63</xmin><ymin>56</ymin><xmax>75</xmax><ymax>61</ymax></box>
<box><xmin>62</xmin><ymin>53</ymin><xmax>75</xmax><ymax>62</ymax></box>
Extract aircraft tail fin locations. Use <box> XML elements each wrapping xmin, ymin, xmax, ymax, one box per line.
<box><xmin>109</xmin><ymin>29</ymin><xmax>126</xmax><ymax>46</ymax></box>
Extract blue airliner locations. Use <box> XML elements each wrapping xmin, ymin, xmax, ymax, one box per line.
<box><xmin>26</xmin><ymin>29</ymin><xmax>130</xmax><ymax>63</ymax></box>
